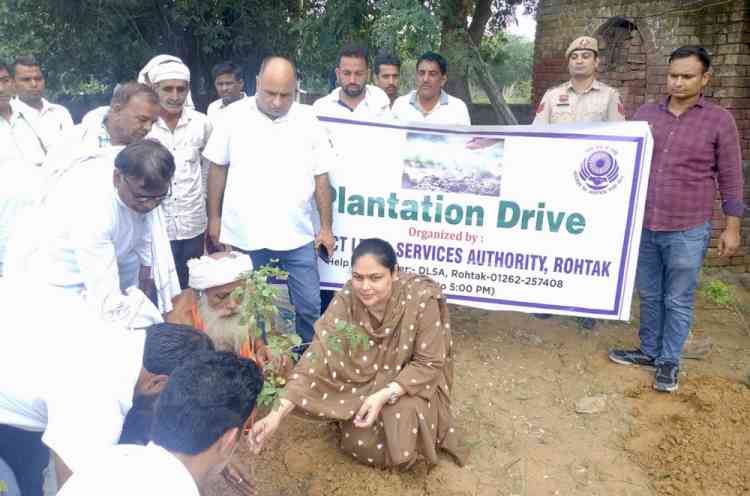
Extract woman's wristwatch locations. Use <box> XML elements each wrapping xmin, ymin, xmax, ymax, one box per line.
<box><xmin>385</xmin><ymin>382</ymin><xmax>400</xmax><ymax>405</ymax></box>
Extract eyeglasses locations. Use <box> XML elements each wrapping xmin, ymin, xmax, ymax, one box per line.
<box><xmin>122</xmin><ymin>175</ymin><xmax>171</xmax><ymax>204</ymax></box>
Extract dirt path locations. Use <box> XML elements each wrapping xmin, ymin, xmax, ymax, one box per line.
<box><xmin>208</xmin><ymin>279</ymin><xmax>750</xmax><ymax>496</ymax></box>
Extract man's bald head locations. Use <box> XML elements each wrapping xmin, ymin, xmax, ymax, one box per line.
<box><xmin>255</xmin><ymin>56</ymin><xmax>296</xmax><ymax>119</ymax></box>
<box><xmin>258</xmin><ymin>56</ymin><xmax>297</xmax><ymax>80</ymax></box>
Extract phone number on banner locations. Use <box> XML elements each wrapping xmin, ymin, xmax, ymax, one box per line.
<box><xmin>399</xmin><ymin>265</ymin><xmax>565</xmax><ymax>296</ymax></box>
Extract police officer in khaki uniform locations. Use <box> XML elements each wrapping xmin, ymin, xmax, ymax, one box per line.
<box><xmin>533</xmin><ymin>36</ymin><xmax>625</xmax><ymax>125</ymax></box>
<box><xmin>533</xmin><ymin>36</ymin><xmax>624</xmax><ymax>330</ymax></box>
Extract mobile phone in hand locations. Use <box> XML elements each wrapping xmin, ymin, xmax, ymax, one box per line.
<box><xmin>318</xmin><ymin>245</ymin><xmax>330</xmax><ymax>263</ymax></box>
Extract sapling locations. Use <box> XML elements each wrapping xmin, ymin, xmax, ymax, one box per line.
<box><xmin>233</xmin><ymin>262</ymin><xmax>370</xmax><ymax>409</ymax></box>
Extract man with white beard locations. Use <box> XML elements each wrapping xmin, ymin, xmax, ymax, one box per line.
<box><xmin>166</xmin><ymin>251</ymin><xmax>288</xmax><ymax>364</ymax></box>
<box><xmin>164</xmin><ymin>251</ymin><xmax>293</xmax><ymax>492</ymax></box>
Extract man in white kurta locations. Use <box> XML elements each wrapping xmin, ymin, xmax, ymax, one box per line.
<box><xmin>42</xmin><ymin>82</ymin><xmax>161</xmax><ymax>178</ymax></box>
<box><xmin>0</xmin><ymin>280</ymin><xmax>214</xmax><ymax>496</ymax></box>
<box><xmin>4</xmin><ymin>141</ymin><xmax>180</xmax><ymax>320</ymax></box>
<box><xmin>0</xmin><ymin>282</ymin><xmax>147</xmax><ymax>496</ymax></box>
<box><xmin>11</xmin><ymin>56</ymin><xmax>73</xmax><ymax>152</ymax></box>
<box><xmin>146</xmin><ymin>59</ymin><xmax>212</xmax><ymax>289</ymax></box>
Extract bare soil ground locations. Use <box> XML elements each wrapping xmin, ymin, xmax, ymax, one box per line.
<box><xmin>208</xmin><ymin>273</ymin><xmax>750</xmax><ymax>496</ymax></box>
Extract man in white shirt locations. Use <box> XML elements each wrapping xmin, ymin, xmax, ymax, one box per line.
<box><xmin>0</xmin><ymin>159</ymin><xmax>42</xmax><ymax>276</ymax></box>
<box><xmin>12</xmin><ymin>55</ymin><xmax>73</xmax><ymax>152</ymax></box>
<box><xmin>0</xmin><ymin>280</ymin><xmax>214</xmax><ymax>496</ymax></box>
<box><xmin>58</xmin><ymin>350</ymin><xmax>263</xmax><ymax>496</ymax></box>
<box><xmin>138</xmin><ymin>55</ymin><xmax>195</xmax><ymax>109</ymax></box>
<box><xmin>204</xmin><ymin>55</ymin><xmax>336</xmax><ymax>348</ymax></box>
<box><xmin>0</xmin><ymin>61</ymin><xmax>45</xmax><ymax>276</ymax></box>
<box><xmin>0</xmin><ymin>61</ymin><xmax>46</xmax><ymax>166</ymax></box>
<box><xmin>207</xmin><ymin>61</ymin><xmax>246</xmax><ymax>127</ymax></box>
<box><xmin>311</xmin><ymin>44</ymin><xmax>390</xmax><ymax>312</ymax></box>
<box><xmin>43</xmin><ymin>82</ymin><xmax>161</xmax><ymax>174</ymax></box>
<box><xmin>312</xmin><ymin>44</ymin><xmax>391</xmax><ymax>120</ymax></box>
<box><xmin>373</xmin><ymin>52</ymin><xmax>401</xmax><ymax>107</ymax></box>
<box><xmin>4</xmin><ymin>140</ymin><xmax>181</xmax><ymax>320</ymax></box>
<box><xmin>146</xmin><ymin>59</ymin><xmax>212</xmax><ymax>289</ymax></box>
<box><xmin>392</xmin><ymin>51</ymin><xmax>471</xmax><ymax>125</ymax></box>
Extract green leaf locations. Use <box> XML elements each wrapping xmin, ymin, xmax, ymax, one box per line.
<box><xmin>289</xmin><ymin>334</ymin><xmax>302</xmax><ymax>347</ymax></box>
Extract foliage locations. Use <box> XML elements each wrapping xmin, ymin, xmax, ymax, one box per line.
<box><xmin>480</xmin><ymin>33</ymin><xmax>533</xmax><ymax>81</ymax></box>
<box><xmin>326</xmin><ymin>320</ymin><xmax>371</xmax><ymax>354</ymax></box>
<box><xmin>0</xmin><ymin>0</ymin><xmax>538</xmax><ymax>106</ymax></box>
<box><xmin>370</xmin><ymin>0</ymin><xmax>440</xmax><ymax>61</ymax></box>
<box><xmin>702</xmin><ymin>279</ymin><xmax>735</xmax><ymax>307</ymax></box>
<box><xmin>0</xmin><ymin>0</ymin><xmax>298</xmax><ymax>97</ymax></box>
<box><xmin>292</xmin><ymin>0</ymin><xmax>375</xmax><ymax>93</ymax></box>
<box><xmin>235</xmin><ymin>262</ymin><xmax>370</xmax><ymax>409</ymax></box>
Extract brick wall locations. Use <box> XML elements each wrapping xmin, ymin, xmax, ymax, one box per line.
<box><xmin>533</xmin><ymin>0</ymin><xmax>750</xmax><ymax>271</ymax></box>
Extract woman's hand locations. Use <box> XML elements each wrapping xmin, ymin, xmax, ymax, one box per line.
<box><xmin>353</xmin><ymin>389</ymin><xmax>390</xmax><ymax>428</ymax></box>
<box><xmin>248</xmin><ymin>412</ymin><xmax>282</xmax><ymax>454</ymax></box>
<box><xmin>247</xmin><ymin>399</ymin><xmax>294</xmax><ymax>454</ymax></box>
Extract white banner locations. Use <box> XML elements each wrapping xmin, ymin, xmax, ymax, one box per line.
<box><xmin>317</xmin><ymin>117</ymin><xmax>653</xmax><ymax>320</ymax></box>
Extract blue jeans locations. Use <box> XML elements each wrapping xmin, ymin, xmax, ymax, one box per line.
<box><xmin>636</xmin><ymin>222</ymin><xmax>711</xmax><ymax>366</ymax></box>
<box><xmin>244</xmin><ymin>242</ymin><xmax>321</xmax><ymax>345</ymax></box>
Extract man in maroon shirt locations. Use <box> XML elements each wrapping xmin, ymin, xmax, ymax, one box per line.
<box><xmin>609</xmin><ymin>46</ymin><xmax>744</xmax><ymax>392</ymax></box>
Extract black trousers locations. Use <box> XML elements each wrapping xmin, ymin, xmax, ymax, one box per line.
<box><xmin>170</xmin><ymin>232</ymin><xmax>205</xmax><ymax>289</ymax></box>
<box><xmin>320</xmin><ymin>289</ymin><xmax>335</xmax><ymax>314</ymax></box>
<box><xmin>0</xmin><ymin>424</ymin><xmax>48</xmax><ymax>496</ymax></box>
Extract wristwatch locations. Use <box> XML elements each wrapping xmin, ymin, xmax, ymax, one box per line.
<box><xmin>386</xmin><ymin>382</ymin><xmax>400</xmax><ymax>405</ymax></box>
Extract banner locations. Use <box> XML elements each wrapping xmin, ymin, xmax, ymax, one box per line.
<box><xmin>317</xmin><ymin>117</ymin><xmax>653</xmax><ymax>320</ymax></box>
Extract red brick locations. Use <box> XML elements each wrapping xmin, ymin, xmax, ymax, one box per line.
<box><xmin>722</xmin><ymin>77</ymin><xmax>750</xmax><ymax>87</ymax></box>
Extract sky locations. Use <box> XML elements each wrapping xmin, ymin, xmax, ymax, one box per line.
<box><xmin>505</xmin><ymin>6</ymin><xmax>537</xmax><ymax>40</ymax></box>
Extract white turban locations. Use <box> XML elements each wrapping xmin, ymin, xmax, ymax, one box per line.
<box><xmin>188</xmin><ymin>252</ymin><xmax>254</xmax><ymax>291</ymax></box>
<box><xmin>147</xmin><ymin>60</ymin><xmax>190</xmax><ymax>84</ymax></box>
<box><xmin>138</xmin><ymin>55</ymin><xmax>194</xmax><ymax>107</ymax></box>
<box><xmin>138</xmin><ymin>55</ymin><xmax>182</xmax><ymax>83</ymax></box>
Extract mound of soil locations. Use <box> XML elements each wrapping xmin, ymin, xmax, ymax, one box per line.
<box><xmin>626</xmin><ymin>376</ymin><xmax>750</xmax><ymax>496</ymax></box>
<box><xmin>203</xmin><ymin>289</ymin><xmax>750</xmax><ymax>496</ymax></box>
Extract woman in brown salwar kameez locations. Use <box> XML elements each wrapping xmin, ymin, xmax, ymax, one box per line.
<box><xmin>249</xmin><ymin>238</ymin><xmax>465</xmax><ymax>468</ymax></box>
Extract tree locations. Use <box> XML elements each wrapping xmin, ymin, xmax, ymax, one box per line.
<box><xmin>438</xmin><ymin>0</ymin><xmax>536</xmax><ymax>123</ymax></box>
<box><xmin>0</xmin><ymin>0</ymin><xmax>538</xmax><ymax>121</ymax></box>
<box><xmin>0</xmin><ymin>0</ymin><xmax>300</xmax><ymax>99</ymax></box>
<box><xmin>293</xmin><ymin>0</ymin><xmax>374</xmax><ymax>92</ymax></box>
<box><xmin>480</xmin><ymin>32</ymin><xmax>534</xmax><ymax>103</ymax></box>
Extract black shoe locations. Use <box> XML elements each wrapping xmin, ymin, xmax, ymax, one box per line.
<box><xmin>533</xmin><ymin>313</ymin><xmax>552</xmax><ymax>319</ymax></box>
<box><xmin>654</xmin><ymin>363</ymin><xmax>679</xmax><ymax>392</ymax></box>
<box><xmin>608</xmin><ymin>348</ymin><xmax>655</xmax><ymax>368</ymax></box>
<box><xmin>578</xmin><ymin>317</ymin><xmax>596</xmax><ymax>330</ymax></box>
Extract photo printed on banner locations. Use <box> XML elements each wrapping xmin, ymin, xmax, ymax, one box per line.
<box><xmin>401</xmin><ymin>132</ymin><xmax>504</xmax><ymax>197</ymax></box>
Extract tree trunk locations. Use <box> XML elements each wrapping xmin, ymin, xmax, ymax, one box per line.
<box><xmin>440</xmin><ymin>0</ymin><xmax>520</xmax><ymax>125</ymax></box>
<box><xmin>439</xmin><ymin>0</ymin><xmax>473</xmax><ymax>103</ymax></box>
<box><xmin>466</xmin><ymin>35</ymin><xmax>518</xmax><ymax>125</ymax></box>
<box><xmin>472</xmin><ymin>62</ymin><xmax>518</xmax><ymax>125</ymax></box>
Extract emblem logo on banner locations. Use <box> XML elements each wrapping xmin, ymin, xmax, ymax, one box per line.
<box><xmin>575</xmin><ymin>146</ymin><xmax>622</xmax><ymax>194</ymax></box>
